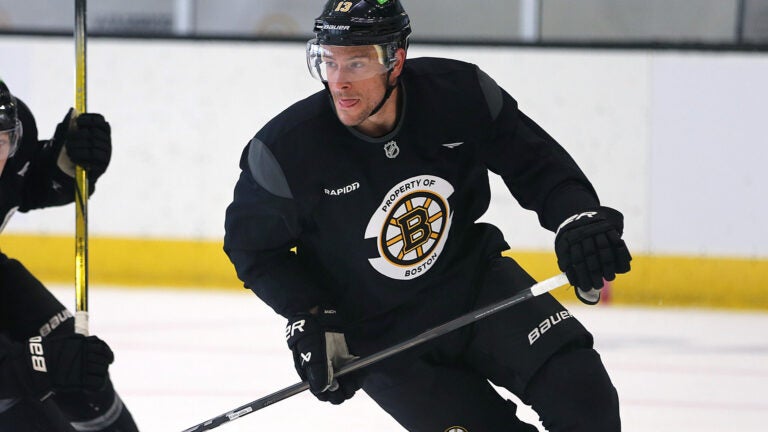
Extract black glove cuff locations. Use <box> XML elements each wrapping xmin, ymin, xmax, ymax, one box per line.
<box><xmin>555</xmin><ymin>206</ymin><xmax>624</xmax><ymax>238</ymax></box>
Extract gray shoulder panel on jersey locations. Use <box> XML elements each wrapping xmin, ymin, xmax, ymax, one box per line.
<box><xmin>477</xmin><ymin>67</ymin><xmax>503</xmax><ymax>121</ymax></box>
<box><xmin>247</xmin><ymin>137</ymin><xmax>293</xmax><ymax>199</ymax></box>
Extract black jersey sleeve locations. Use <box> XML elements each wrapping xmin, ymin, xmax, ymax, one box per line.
<box><xmin>476</xmin><ymin>68</ymin><xmax>600</xmax><ymax>231</ymax></box>
<box><xmin>224</xmin><ymin>140</ymin><xmax>325</xmax><ymax>318</ymax></box>
<box><xmin>16</xmin><ymin>144</ymin><xmax>80</xmax><ymax>213</ymax></box>
<box><xmin>11</xmin><ymin>99</ymin><xmax>90</xmax><ymax>213</ymax></box>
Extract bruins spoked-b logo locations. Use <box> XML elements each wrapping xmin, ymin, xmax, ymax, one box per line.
<box><xmin>365</xmin><ymin>175</ymin><xmax>453</xmax><ymax>280</ymax></box>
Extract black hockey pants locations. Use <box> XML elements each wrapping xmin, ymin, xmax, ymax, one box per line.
<box><xmin>360</xmin><ymin>256</ymin><xmax>620</xmax><ymax>431</ymax></box>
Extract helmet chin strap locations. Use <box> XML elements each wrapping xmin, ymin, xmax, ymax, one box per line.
<box><xmin>368</xmin><ymin>70</ymin><xmax>396</xmax><ymax>117</ymax></box>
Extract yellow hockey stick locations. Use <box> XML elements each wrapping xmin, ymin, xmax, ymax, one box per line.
<box><xmin>74</xmin><ymin>0</ymin><xmax>89</xmax><ymax>336</ymax></box>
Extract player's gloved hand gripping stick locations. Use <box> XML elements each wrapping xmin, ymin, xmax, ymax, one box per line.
<box><xmin>286</xmin><ymin>308</ymin><xmax>360</xmax><ymax>405</ymax></box>
<box><xmin>554</xmin><ymin>206</ymin><xmax>632</xmax><ymax>304</ymax></box>
<box><xmin>181</xmin><ymin>273</ymin><xmax>570</xmax><ymax>432</ymax></box>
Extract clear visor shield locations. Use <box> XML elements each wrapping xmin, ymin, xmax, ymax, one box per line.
<box><xmin>0</xmin><ymin>120</ymin><xmax>21</xmax><ymax>160</ymax></box>
<box><xmin>306</xmin><ymin>40</ymin><xmax>398</xmax><ymax>83</ymax></box>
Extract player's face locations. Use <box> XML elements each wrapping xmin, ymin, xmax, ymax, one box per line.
<box><xmin>0</xmin><ymin>120</ymin><xmax>21</xmax><ymax>174</ymax></box>
<box><xmin>324</xmin><ymin>45</ymin><xmax>403</xmax><ymax>133</ymax></box>
<box><xmin>328</xmin><ymin>67</ymin><xmax>389</xmax><ymax>128</ymax></box>
<box><xmin>0</xmin><ymin>131</ymin><xmax>9</xmax><ymax>175</ymax></box>
<box><xmin>0</xmin><ymin>131</ymin><xmax>11</xmax><ymax>156</ymax></box>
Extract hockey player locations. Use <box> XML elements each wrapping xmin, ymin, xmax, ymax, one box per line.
<box><xmin>0</xmin><ymin>79</ymin><xmax>139</xmax><ymax>431</ymax></box>
<box><xmin>224</xmin><ymin>1</ymin><xmax>631</xmax><ymax>430</ymax></box>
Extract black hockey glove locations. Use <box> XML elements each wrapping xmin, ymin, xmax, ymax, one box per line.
<box><xmin>23</xmin><ymin>334</ymin><xmax>114</xmax><ymax>398</ymax></box>
<box><xmin>55</xmin><ymin>108</ymin><xmax>112</xmax><ymax>181</ymax></box>
<box><xmin>285</xmin><ymin>308</ymin><xmax>359</xmax><ymax>405</ymax></box>
<box><xmin>554</xmin><ymin>206</ymin><xmax>632</xmax><ymax>304</ymax></box>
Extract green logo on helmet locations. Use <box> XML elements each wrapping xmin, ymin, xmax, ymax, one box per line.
<box><xmin>377</xmin><ymin>0</ymin><xmax>390</xmax><ymax>4</ymax></box>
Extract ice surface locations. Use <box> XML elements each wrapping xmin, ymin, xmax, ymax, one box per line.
<box><xmin>47</xmin><ymin>285</ymin><xmax>768</xmax><ymax>432</ymax></box>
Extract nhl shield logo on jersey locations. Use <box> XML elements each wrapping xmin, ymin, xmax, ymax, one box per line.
<box><xmin>445</xmin><ymin>427</ymin><xmax>468</xmax><ymax>432</ymax></box>
<box><xmin>365</xmin><ymin>175</ymin><xmax>453</xmax><ymax>280</ymax></box>
<box><xmin>383</xmin><ymin>140</ymin><xmax>399</xmax><ymax>158</ymax></box>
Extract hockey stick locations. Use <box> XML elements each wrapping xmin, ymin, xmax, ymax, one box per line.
<box><xmin>73</xmin><ymin>0</ymin><xmax>89</xmax><ymax>336</ymax></box>
<box><xmin>181</xmin><ymin>272</ymin><xmax>570</xmax><ymax>432</ymax></box>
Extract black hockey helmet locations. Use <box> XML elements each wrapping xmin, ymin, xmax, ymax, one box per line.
<box><xmin>307</xmin><ymin>0</ymin><xmax>411</xmax><ymax>83</ymax></box>
<box><xmin>312</xmin><ymin>0</ymin><xmax>411</xmax><ymax>47</ymax></box>
<box><xmin>0</xmin><ymin>79</ymin><xmax>22</xmax><ymax>159</ymax></box>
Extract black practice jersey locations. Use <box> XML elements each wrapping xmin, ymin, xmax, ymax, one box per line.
<box><xmin>224</xmin><ymin>57</ymin><xmax>600</xmax><ymax>325</ymax></box>
<box><xmin>0</xmin><ymin>99</ymin><xmax>82</xmax><ymax>234</ymax></box>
